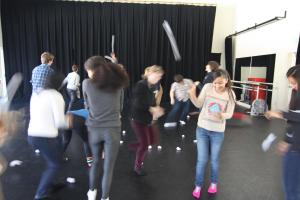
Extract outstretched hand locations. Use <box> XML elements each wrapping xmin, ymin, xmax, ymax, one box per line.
<box><xmin>212</xmin><ymin>112</ymin><xmax>224</xmax><ymax>120</ymax></box>
<box><xmin>150</xmin><ymin>106</ymin><xmax>165</xmax><ymax>120</ymax></box>
<box><xmin>170</xmin><ymin>99</ymin><xmax>175</xmax><ymax>105</ymax></box>
<box><xmin>66</xmin><ymin>114</ymin><xmax>74</xmax><ymax>129</ymax></box>
<box><xmin>264</xmin><ymin>111</ymin><xmax>283</xmax><ymax>119</ymax></box>
<box><xmin>188</xmin><ymin>84</ymin><xmax>196</xmax><ymax>97</ymax></box>
<box><xmin>276</xmin><ymin>141</ymin><xmax>290</xmax><ymax>156</ymax></box>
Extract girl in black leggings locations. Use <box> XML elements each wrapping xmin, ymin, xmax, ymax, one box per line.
<box><xmin>62</xmin><ymin>113</ymin><xmax>93</xmax><ymax>166</ymax></box>
<box><xmin>83</xmin><ymin>56</ymin><xmax>129</xmax><ymax>200</ymax></box>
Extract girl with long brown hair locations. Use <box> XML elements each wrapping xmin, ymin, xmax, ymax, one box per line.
<box><xmin>189</xmin><ymin>69</ymin><xmax>235</xmax><ymax>199</ymax></box>
<box><xmin>83</xmin><ymin>56</ymin><xmax>129</xmax><ymax>200</ymax></box>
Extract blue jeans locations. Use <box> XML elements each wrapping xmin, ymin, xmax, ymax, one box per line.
<box><xmin>67</xmin><ymin>89</ymin><xmax>77</xmax><ymax>111</ymax></box>
<box><xmin>165</xmin><ymin>100</ymin><xmax>190</xmax><ymax>122</ymax></box>
<box><xmin>28</xmin><ymin>136</ymin><xmax>63</xmax><ymax>198</ymax></box>
<box><xmin>283</xmin><ymin>150</ymin><xmax>300</xmax><ymax>200</ymax></box>
<box><xmin>195</xmin><ymin>127</ymin><xmax>224</xmax><ymax>187</ymax></box>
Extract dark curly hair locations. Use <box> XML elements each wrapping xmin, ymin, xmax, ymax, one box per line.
<box><xmin>84</xmin><ymin>56</ymin><xmax>129</xmax><ymax>92</ymax></box>
<box><xmin>44</xmin><ymin>72</ymin><xmax>65</xmax><ymax>91</ymax></box>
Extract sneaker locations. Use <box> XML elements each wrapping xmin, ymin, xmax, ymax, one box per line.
<box><xmin>134</xmin><ymin>167</ymin><xmax>147</xmax><ymax>176</ymax></box>
<box><xmin>163</xmin><ymin>122</ymin><xmax>177</xmax><ymax>127</ymax></box>
<box><xmin>87</xmin><ymin>189</ymin><xmax>97</xmax><ymax>200</ymax></box>
<box><xmin>192</xmin><ymin>186</ymin><xmax>201</xmax><ymax>199</ymax></box>
<box><xmin>207</xmin><ymin>183</ymin><xmax>217</xmax><ymax>194</ymax></box>
<box><xmin>179</xmin><ymin>120</ymin><xmax>186</xmax><ymax>126</ymax></box>
<box><xmin>86</xmin><ymin>157</ymin><xmax>93</xmax><ymax>167</ymax></box>
<box><xmin>48</xmin><ymin>182</ymin><xmax>66</xmax><ymax>194</ymax></box>
<box><xmin>101</xmin><ymin>198</ymin><xmax>109</xmax><ymax>200</ymax></box>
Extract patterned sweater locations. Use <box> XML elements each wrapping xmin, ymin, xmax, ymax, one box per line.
<box><xmin>196</xmin><ymin>83</ymin><xmax>235</xmax><ymax>132</ymax></box>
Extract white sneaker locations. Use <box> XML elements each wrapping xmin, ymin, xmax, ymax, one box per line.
<box><xmin>87</xmin><ymin>189</ymin><xmax>97</xmax><ymax>200</ymax></box>
<box><xmin>164</xmin><ymin>122</ymin><xmax>177</xmax><ymax>127</ymax></box>
<box><xmin>262</xmin><ymin>133</ymin><xmax>277</xmax><ymax>152</ymax></box>
<box><xmin>101</xmin><ymin>198</ymin><xmax>109</xmax><ymax>200</ymax></box>
<box><xmin>179</xmin><ymin>120</ymin><xmax>186</xmax><ymax>126</ymax></box>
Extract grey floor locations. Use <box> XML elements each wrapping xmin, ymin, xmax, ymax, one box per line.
<box><xmin>1</xmin><ymin>111</ymin><xmax>285</xmax><ymax>200</ymax></box>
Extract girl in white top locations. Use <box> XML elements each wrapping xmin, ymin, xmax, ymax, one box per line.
<box><xmin>28</xmin><ymin>72</ymin><xmax>72</xmax><ymax>200</ymax></box>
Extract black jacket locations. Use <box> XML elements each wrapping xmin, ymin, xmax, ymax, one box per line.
<box><xmin>131</xmin><ymin>80</ymin><xmax>155</xmax><ymax>125</ymax></box>
<box><xmin>282</xmin><ymin>94</ymin><xmax>300</xmax><ymax>152</ymax></box>
<box><xmin>197</xmin><ymin>72</ymin><xmax>214</xmax><ymax>92</ymax></box>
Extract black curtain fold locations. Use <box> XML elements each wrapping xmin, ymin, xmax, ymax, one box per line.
<box><xmin>209</xmin><ymin>53</ymin><xmax>221</xmax><ymax>64</ymax></box>
<box><xmin>296</xmin><ymin>35</ymin><xmax>300</xmax><ymax>65</ymax></box>
<box><xmin>1</xmin><ymin>0</ymin><xmax>216</xmax><ymax>102</ymax></box>
<box><xmin>225</xmin><ymin>36</ymin><xmax>233</xmax><ymax>78</ymax></box>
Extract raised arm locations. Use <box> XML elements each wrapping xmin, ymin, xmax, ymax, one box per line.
<box><xmin>189</xmin><ymin>84</ymin><xmax>206</xmax><ymax>108</ymax></box>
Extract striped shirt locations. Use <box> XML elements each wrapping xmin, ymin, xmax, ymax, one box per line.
<box><xmin>171</xmin><ymin>79</ymin><xmax>193</xmax><ymax>102</ymax></box>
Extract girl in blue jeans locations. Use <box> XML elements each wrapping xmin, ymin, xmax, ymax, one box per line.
<box><xmin>265</xmin><ymin>65</ymin><xmax>300</xmax><ymax>200</ymax></box>
<box><xmin>188</xmin><ymin>69</ymin><xmax>235</xmax><ymax>199</ymax></box>
<box><xmin>28</xmin><ymin>73</ymin><xmax>72</xmax><ymax>200</ymax></box>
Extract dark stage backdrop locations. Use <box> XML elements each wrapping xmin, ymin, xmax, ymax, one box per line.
<box><xmin>1</xmin><ymin>0</ymin><xmax>216</xmax><ymax>102</ymax></box>
<box><xmin>296</xmin><ymin>35</ymin><xmax>300</xmax><ymax>65</ymax></box>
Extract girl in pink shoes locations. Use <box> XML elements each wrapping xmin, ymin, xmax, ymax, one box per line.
<box><xmin>188</xmin><ymin>69</ymin><xmax>235</xmax><ymax>199</ymax></box>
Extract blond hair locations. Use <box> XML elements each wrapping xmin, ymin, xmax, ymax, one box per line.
<box><xmin>142</xmin><ymin>65</ymin><xmax>164</xmax><ymax>79</ymax></box>
<box><xmin>41</xmin><ymin>52</ymin><xmax>54</xmax><ymax>64</ymax></box>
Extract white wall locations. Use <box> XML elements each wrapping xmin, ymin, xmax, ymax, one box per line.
<box><xmin>211</xmin><ymin>2</ymin><xmax>236</xmax><ymax>68</ymax></box>
<box><xmin>240</xmin><ymin>67</ymin><xmax>267</xmax><ymax>81</ymax></box>
<box><xmin>234</xmin><ymin>0</ymin><xmax>300</xmax><ymax>110</ymax></box>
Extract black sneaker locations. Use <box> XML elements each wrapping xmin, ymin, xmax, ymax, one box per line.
<box><xmin>48</xmin><ymin>182</ymin><xmax>67</xmax><ymax>194</ymax></box>
<box><xmin>134</xmin><ymin>167</ymin><xmax>147</xmax><ymax>176</ymax></box>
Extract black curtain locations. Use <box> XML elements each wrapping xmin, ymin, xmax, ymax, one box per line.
<box><xmin>1</xmin><ymin>0</ymin><xmax>216</xmax><ymax>102</ymax></box>
<box><xmin>209</xmin><ymin>53</ymin><xmax>221</xmax><ymax>64</ymax></box>
<box><xmin>225</xmin><ymin>36</ymin><xmax>233</xmax><ymax>78</ymax></box>
<box><xmin>296</xmin><ymin>35</ymin><xmax>300</xmax><ymax>65</ymax></box>
<box><xmin>234</xmin><ymin>54</ymin><xmax>276</xmax><ymax>107</ymax></box>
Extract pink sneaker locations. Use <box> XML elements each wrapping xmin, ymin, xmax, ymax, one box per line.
<box><xmin>192</xmin><ymin>186</ymin><xmax>201</xmax><ymax>199</ymax></box>
<box><xmin>207</xmin><ymin>183</ymin><xmax>217</xmax><ymax>194</ymax></box>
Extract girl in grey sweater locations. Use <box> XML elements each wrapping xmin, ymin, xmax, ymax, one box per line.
<box><xmin>83</xmin><ymin>56</ymin><xmax>129</xmax><ymax>200</ymax></box>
